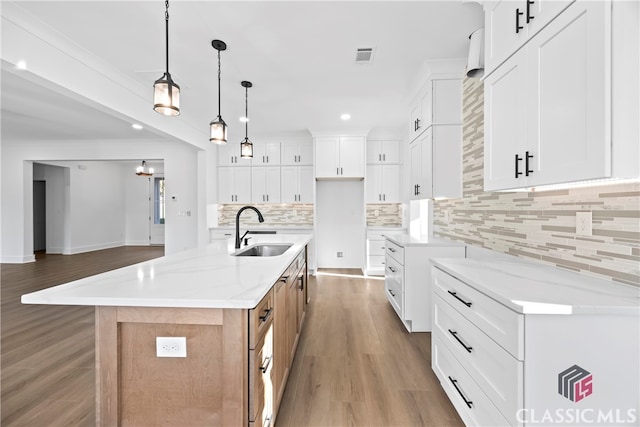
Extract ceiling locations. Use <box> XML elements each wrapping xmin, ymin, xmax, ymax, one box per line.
<box><xmin>1</xmin><ymin>1</ymin><xmax>483</xmax><ymax>146</ymax></box>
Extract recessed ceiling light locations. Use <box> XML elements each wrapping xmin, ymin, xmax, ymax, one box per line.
<box><xmin>131</xmin><ymin>123</ymin><xmax>143</xmax><ymax>130</ymax></box>
<box><xmin>341</xmin><ymin>113</ymin><xmax>351</xmax><ymax>121</ymax></box>
<box><xmin>239</xmin><ymin>117</ymin><xmax>249</xmax><ymax>123</ymax></box>
<box><xmin>15</xmin><ymin>60</ymin><xmax>27</xmax><ymax>70</ymax></box>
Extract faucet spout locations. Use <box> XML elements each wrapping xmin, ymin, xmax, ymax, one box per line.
<box><xmin>235</xmin><ymin>206</ymin><xmax>265</xmax><ymax>249</ymax></box>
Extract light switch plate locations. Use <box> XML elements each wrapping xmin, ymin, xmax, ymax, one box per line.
<box><xmin>576</xmin><ymin>211</ymin><xmax>592</xmax><ymax>236</ymax></box>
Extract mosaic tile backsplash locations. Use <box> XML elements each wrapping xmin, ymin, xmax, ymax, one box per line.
<box><xmin>433</xmin><ymin>77</ymin><xmax>640</xmax><ymax>286</ymax></box>
<box><xmin>218</xmin><ymin>204</ymin><xmax>314</xmax><ymax>227</ymax></box>
<box><xmin>366</xmin><ymin>204</ymin><xmax>403</xmax><ymax>227</ymax></box>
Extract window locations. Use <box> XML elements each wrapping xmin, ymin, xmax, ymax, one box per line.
<box><xmin>154</xmin><ymin>177</ymin><xmax>165</xmax><ymax>224</ymax></box>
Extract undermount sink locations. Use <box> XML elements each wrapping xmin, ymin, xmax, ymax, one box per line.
<box><xmin>233</xmin><ymin>243</ymin><xmax>292</xmax><ymax>257</ymax></box>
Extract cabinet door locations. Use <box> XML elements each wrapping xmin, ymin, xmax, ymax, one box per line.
<box><xmin>409</xmin><ymin>139</ymin><xmax>423</xmax><ymax>200</ymax></box>
<box><xmin>527</xmin><ymin>1</ymin><xmax>610</xmax><ymax>186</ymax></box>
<box><xmin>366</xmin><ymin>164</ymin><xmax>383</xmax><ymax>203</ymax></box>
<box><xmin>409</xmin><ymin>99</ymin><xmax>422</xmax><ymax>140</ymax></box>
<box><xmin>297</xmin><ymin>141</ymin><xmax>313</xmax><ymax>165</ymax></box>
<box><xmin>297</xmin><ymin>166</ymin><xmax>314</xmax><ymax>203</ymax></box>
<box><xmin>273</xmin><ymin>280</ymin><xmax>288</xmax><ymax>407</ymax></box>
<box><xmin>218</xmin><ymin>143</ymin><xmax>251</xmax><ymax>167</ymax></box>
<box><xmin>433</xmin><ymin>125</ymin><xmax>462</xmax><ymax>199</ymax></box>
<box><xmin>484</xmin><ymin>0</ymin><xmax>531</xmax><ymax>73</ymax></box>
<box><xmin>484</xmin><ymin>48</ymin><xmax>528</xmax><ymax>191</ymax></box>
<box><xmin>264</xmin><ymin>167</ymin><xmax>281</xmax><ymax>203</ymax></box>
<box><xmin>382</xmin><ymin>140</ymin><xmax>401</xmax><ymax>164</ymax></box>
<box><xmin>419</xmin><ymin>83</ymin><xmax>433</xmax><ymax>130</ymax></box>
<box><xmin>433</xmin><ymin>79</ymin><xmax>462</xmax><ymax>125</ymax></box>
<box><xmin>366</xmin><ymin>140</ymin><xmax>383</xmax><ymax>164</ymax></box>
<box><xmin>218</xmin><ymin>167</ymin><xmax>235</xmax><ymax>203</ymax></box>
<box><xmin>418</xmin><ymin>129</ymin><xmax>433</xmax><ymax>199</ymax></box>
<box><xmin>280</xmin><ymin>166</ymin><xmax>298</xmax><ymax>203</ymax></box>
<box><xmin>314</xmin><ymin>137</ymin><xmax>340</xmax><ymax>177</ymax></box>
<box><xmin>281</xmin><ymin>142</ymin><xmax>299</xmax><ymax>166</ymax></box>
<box><xmin>253</xmin><ymin>142</ymin><xmax>281</xmax><ymax>165</ymax></box>
<box><xmin>252</xmin><ymin>167</ymin><xmax>267</xmax><ymax>203</ymax></box>
<box><xmin>381</xmin><ymin>164</ymin><xmax>401</xmax><ymax>203</ymax></box>
<box><xmin>522</xmin><ymin>0</ymin><xmax>575</xmax><ymax>41</ymax></box>
<box><xmin>339</xmin><ymin>136</ymin><xmax>365</xmax><ymax>178</ymax></box>
<box><xmin>235</xmin><ymin>167</ymin><xmax>252</xmax><ymax>204</ymax></box>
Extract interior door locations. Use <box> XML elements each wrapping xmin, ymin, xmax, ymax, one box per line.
<box><xmin>149</xmin><ymin>175</ymin><xmax>165</xmax><ymax>246</ymax></box>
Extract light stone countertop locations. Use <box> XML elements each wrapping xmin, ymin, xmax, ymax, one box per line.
<box><xmin>21</xmin><ymin>234</ymin><xmax>312</xmax><ymax>310</ymax></box>
<box><xmin>383</xmin><ymin>233</ymin><xmax>467</xmax><ymax>248</ymax></box>
<box><xmin>431</xmin><ymin>257</ymin><xmax>640</xmax><ymax>315</ymax></box>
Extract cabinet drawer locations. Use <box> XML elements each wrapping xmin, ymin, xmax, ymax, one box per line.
<box><xmin>432</xmin><ymin>267</ymin><xmax>524</xmax><ymax>359</ymax></box>
<box><xmin>384</xmin><ymin>255</ymin><xmax>403</xmax><ymax>286</ymax></box>
<box><xmin>368</xmin><ymin>255</ymin><xmax>385</xmax><ymax>269</ymax></box>
<box><xmin>249</xmin><ymin>324</ymin><xmax>273</xmax><ymax>424</ymax></box>
<box><xmin>367</xmin><ymin>231</ymin><xmax>386</xmax><ymax>240</ymax></box>
<box><xmin>385</xmin><ymin>277</ymin><xmax>402</xmax><ymax>318</ymax></box>
<box><xmin>432</xmin><ymin>334</ymin><xmax>511</xmax><ymax>427</ymax></box>
<box><xmin>385</xmin><ymin>239</ymin><xmax>404</xmax><ymax>264</ymax></box>
<box><xmin>249</xmin><ymin>288</ymin><xmax>274</xmax><ymax>349</ymax></box>
<box><xmin>367</xmin><ymin>239</ymin><xmax>386</xmax><ymax>256</ymax></box>
<box><xmin>434</xmin><ymin>294</ymin><xmax>522</xmax><ymax>424</ymax></box>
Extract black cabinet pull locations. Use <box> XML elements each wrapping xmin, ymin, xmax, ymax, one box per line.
<box><xmin>416</xmin><ymin>184</ymin><xmax>421</xmax><ymax>195</ymax></box>
<box><xmin>388</xmin><ymin>289</ymin><xmax>396</xmax><ymax>297</ymax></box>
<box><xmin>448</xmin><ymin>329</ymin><xmax>473</xmax><ymax>353</ymax></box>
<box><xmin>259</xmin><ymin>355</ymin><xmax>272</xmax><ymax>373</ymax></box>
<box><xmin>298</xmin><ymin>275</ymin><xmax>304</xmax><ymax>290</ymax></box>
<box><xmin>526</xmin><ymin>0</ymin><xmax>535</xmax><ymax>23</ymax></box>
<box><xmin>525</xmin><ymin>151</ymin><xmax>534</xmax><ymax>176</ymax></box>
<box><xmin>388</xmin><ymin>266</ymin><xmax>396</xmax><ymax>273</ymax></box>
<box><xmin>259</xmin><ymin>307</ymin><xmax>273</xmax><ymax>323</ymax></box>
<box><xmin>447</xmin><ymin>290</ymin><xmax>472</xmax><ymax>307</ymax></box>
<box><xmin>416</xmin><ymin>118</ymin><xmax>421</xmax><ymax>131</ymax></box>
<box><xmin>515</xmin><ymin>154</ymin><xmax>523</xmax><ymax>178</ymax></box>
<box><xmin>516</xmin><ymin>8</ymin><xmax>524</xmax><ymax>33</ymax></box>
<box><xmin>448</xmin><ymin>376</ymin><xmax>473</xmax><ymax>408</ymax></box>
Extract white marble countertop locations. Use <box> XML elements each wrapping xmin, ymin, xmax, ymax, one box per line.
<box><xmin>383</xmin><ymin>233</ymin><xmax>467</xmax><ymax>248</ymax></box>
<box><xmin>21</xmin><ymin>234</ymin><xmax>312</xmax><ymax>310</ymax></box>
<box><xmin>431</xmin><ymin>257</ymin><xmax>640</xmax><ymax>315</ymax></box>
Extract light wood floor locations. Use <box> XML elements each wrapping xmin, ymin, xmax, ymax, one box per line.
<box><xmin>1</xmin><ymin>250</ymin><xmax>462</xmax><ymax>426</ymax></box>
<box><xmin>276</xmin><ymin>269</ymin><xmax>463</xmax><ymax>427</ymax></box>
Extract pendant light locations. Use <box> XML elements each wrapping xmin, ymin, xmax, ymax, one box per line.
<box><xmin>209</xmin><ymin>40</ymin><xmax>228</xmax><ymax>144</ymax></box>
<box><xmin>240</xmin><ymin>81</ymin><xmax>253</xmax><ymax>158</ymax></box>
<box><xmin>136</xmin><ymin>161</ymin><xmax>154</xmax><ymax>176</ymax></box>
<box><xmin>153</xmin><ymin>0</ymin><xmax>180</xmax><ymax>116</ymax></box>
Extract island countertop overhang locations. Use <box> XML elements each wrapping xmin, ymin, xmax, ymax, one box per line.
<box><xmin>21</xmin><ymin>234</ymin><xmax>312</xmax><ymax>309</ymax></box>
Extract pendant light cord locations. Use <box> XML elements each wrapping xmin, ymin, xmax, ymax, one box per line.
<box><xmin>217</xmin><ymin>49</ymin><xmax>222</xmax><ymax>116</ymax></box>
<box><xmin>164</xmin><ymin>0</ymin><xmax>170</xmax><ymax>75</ymax></box>
<box><xmin>245</xmin><ymin>86</ymin><xmax>249</xmax><ymax>138</ymax></box>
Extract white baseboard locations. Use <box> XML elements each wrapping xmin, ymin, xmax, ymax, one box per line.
<box><xmin>65</xmin><ymin>241</ymin><xmax>125</xmax><ymax>255</ymax></box>
<box><xmin>0</xmin><ymin>254</ymin><xmax>36</xmax><ymax>263</ymax></box>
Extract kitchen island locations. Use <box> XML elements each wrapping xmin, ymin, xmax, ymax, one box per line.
<box><xmin>21</xmin><ymin>234</ymin><xmax>312</xmax><ymax>427</ymax></box>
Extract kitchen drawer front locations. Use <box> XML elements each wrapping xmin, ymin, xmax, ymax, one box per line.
<box><xmin>368</xmin><ymin>255</ymin><xmax>385</xmax><ymax>269</ymax></box>
<box><xmin>249</xmin><ymin>324</ymin><xmax>273</xmax><ymax>424</ymax></box>
<box><xmin>432</xmin><ymin>334</ymin><xmax>511</xmax><ymax>427</ymax></box>
<box><xmin>385</xmin><ymin>276</ymin><xmax>402</xmax><ymax>317</ymax></box>
<box><xmin>249</xmin><ymin>288</ymin><xmax>275</xmax><ymax>349</ymax></box>
<box><xmin>433</xmin><ymin>267</ymin><xmax>523</xmax><ymax>359</ymax></box>
<box><xmin>385</xmin><ymin>239</ymin><xmax>404</xmax><ymax>264</ymax></box>
<box><xmin>434</xmin><ymin>294</ymin><xmax>522</xmax><ymax>424</ymax></box>
<box><xmin>292</xmin><ymin>248</ymin><xmax>306</xmax><ymax>274</ymax></box>
<box><xmin>384</xmin><ymin>254</ymin><xmax>403</xmax><ymax>286</ymax></box>
<box><xmin>367</xmin><ymin>239</ymin><xmax>386</xmax><ymax>256</ymax></box>
<box><xmin>367</xmin><ymin>230</ymin><xmax>387</xmax><ymax>241</ymax></box>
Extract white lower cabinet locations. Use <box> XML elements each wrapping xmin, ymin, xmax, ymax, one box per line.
<box><xmin>383</xmin><ymin>236</ymin><xmax>465</xmax><ymax>332</ymax></box>
<box><xmin>365</xmin><ymin>229</ymin><xmax>398</xmax><ymax>276</ymax></box>
<box><xmin>431</xmin><ymin>259</ymin><xmax>640</xmax><ymax>426</ymax></box>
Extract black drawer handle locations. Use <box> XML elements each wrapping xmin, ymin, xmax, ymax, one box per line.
<box><xmin>388</xmin><ymin>266</ymin><xmax>396</xmax><ymax>273</ymax></box>
<box><xmin>525</xmin><ymin>151</ymin><xmax>534</xmax><ymax>176</ymax></box>
<box><xmin>515</xmin><ymin>153</ymin><xmax>523</xmax><ymax>178</ymax></box>
<box><xmin>279</xmin><ymin>275</ymin><xmax>289</xmax><ymax>283</ymax></box>
<box><xmin>448</xmin><ymin>376</ymin><xmax>473</xmax><ymax>408</ymax></box>
<box><xmin>259</xmin><ymin>307</ymin><xmax>273</xmax><ymax>323</ymax></box>
<box><xmin>515</xmin><ymin>8</ymin><xmax>524</xmax><ymax>33</ymax></box>
<box><xmin>526</xmin><ymin>0</ymin><xmax>535</xmax><ymax>23</ymax></box>
<box><xmin>388</xmin><ymin>247</ymin><xmax>396</xmax><ymax>253</ymax></box>
<box><xmin>388</xmin><ymin>289</ymin><xmax>396</xmax><ymax>297</ymax></box>
<box><xmin>448</xmin><ymin>329</ymin><xmax>473</xmax><ymax>353</ymax></box>
<box><xmin>447</xmin><ymin>290</ymin><xmax>472</xmax><ymax>307</ymax></box>
<box><xmin>259</xmin><ymin>355</ymin><xmax>272</xmax><ymax>373</ymax></box>
<box><xmin>298</xmin><ymin>275</ymin><xmax>304</xmax><ymax>290</ymax></box>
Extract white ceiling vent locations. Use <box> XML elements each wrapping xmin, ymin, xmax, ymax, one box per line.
<box><xmin>355</xmin><ymin>47</ymin><xmax>375</xmax><ymax>63</ymax></box>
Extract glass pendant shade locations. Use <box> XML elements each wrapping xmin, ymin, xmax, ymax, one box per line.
<box><xmin>209</xmin><ymin>116</ymin><xmax>228</xmax><ymax>144</ymax></box>
<box><xmin>153</xmin><ymin>73</ymin><xmax>180</xmax><ymax>116</ymax></box>
<box><xmin>240</xmin><ymin>137</ymin><xmax>253</xmax><ymax>158</ymax></box>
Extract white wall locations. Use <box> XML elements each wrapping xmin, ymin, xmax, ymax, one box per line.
<box><xmin>315</xmin><ymin>180</ymin><xmax>365</xmax><ymax>269</ymax></box>
<box><xmin>1</xmin><ymin>139</ymin><xmax>205</xmax><ymax>262</ymax></box>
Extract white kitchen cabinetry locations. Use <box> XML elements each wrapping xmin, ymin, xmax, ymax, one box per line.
<box><xmin>431</xmin><ymin>258</ymin><xmax>639</xmax><ymax>427</ymax></box>
<box><xmin>314</xmin><ymin>136</ymin><xmax>365</xmax><ymax>179</ymax></box>
<box><xmin>251</xmin><ymin>166</ymin><xmax>281</xmax><ymax>204</ymax></box>
<box><xmin>366</xmin><ymin>164</ymin><xmax>400</xmax><ymax>204</ymax></box>
<box><xmin>281</xmin><ymin>166</ymin><xmax>314</xmax><ymax>203</ymax></box>
<box><xmin>409</xmin><ymin>125</ymin><xmax>462</xmax><ymax>200</ymax></box>
<box><xmin>281</xmin><ymin>141</ymin><xmax>313</xmax><ymax>166</ymax></box>
<box><xmin>484</xmin><ymin>0</ymin><xmax>574</xmax><ymax>74</ymax></box>
<box><xmin>384</xmin><ymin>236</ymin><xmax>465</xmax><ymax>332</ymax></box>
<box><xmin>367</xmin><ymin>140</ymin><xmax>401</xmax><ymax>165</ymax></box>
<box><xmin>409</xmin><ymin>78</ymin><xmax>462</xmax><ymax>141</ymax></box>
<box><xmin>218</xmin><ymin>166</ymin><xmax>251</xmax><ymax>203</ymax></box>
<box><xmin>218</xmin><ymin>143</ymin><xmax>252</xmax><ymax>167</ymax></box>
<box><xmin>252</xmin><ymin>142</ymin><xmax>281</xmax><ymax>166</ymax></box>
<box><xmin>484</xmin><ymin>0</ymin><xmax>639</xmax><ymax>191</ymax></box>
<box><xmin>365</xmin><ymin>229</ymin><xmax>401</xmax><ymax>276</ymax></box>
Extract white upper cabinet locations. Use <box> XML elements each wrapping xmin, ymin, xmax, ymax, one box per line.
<box><xmin>409</xmin><ymin>78</ymin><xmax>462</xmax><ymax>142</ymax></box>
<box><xmin>281</xmin><ymin>141</ymin><xmax>313</xmax><ymax>166</ymax></box>
<box><xmin>484</xmin><ymin>0</ymin><xmax>638</xmax><ymax>191</ymax></box>
<box><xmin>218</xmin><ymin>143</ymin><xmax>252</xmax><ymax>167</ymax></box>
<box><xmin>218</xmin><ymin>166</ymin><xmax>251</xmax><ymax>203</ymax></box>
<box><xmin>252</xmin><ymin>142</ymin><xmax>281</xmax><ymax>166</ymax></box>
<box><xmin>314</xmin><ymin>136</ymin><xmax>365</xmax><ymax>179</ymax></box>
<box><xmin>281</xmin><ymin>166</ymin><xmax>314</xmax><ymax>204</ymax></box>
<box><xmin>251</xmin><ymin>166</ymin><xmax>281</xmax><ymax>203</ymax></box>
<box><xmin>366</xmin><ymin>140</ymin><xmax>401</xmax><ymax>164</ymax></box>
<box><xmin>366</xmin><ymin>164</ymin><xmax>401</xmax><ymax>203</ymax></box>
<box><xmin>484</xmin><ymin>0</ymin><xmax>574</xmax><ymax>75</ymax></box>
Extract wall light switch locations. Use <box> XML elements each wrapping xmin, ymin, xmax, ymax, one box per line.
<box><xmin>576</xmin><ymin>211</ymin><xmax>592</xmax><ymax>236</ymax></box>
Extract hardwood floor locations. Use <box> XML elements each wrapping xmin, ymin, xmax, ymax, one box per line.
<box><xmin>2</xmin><ymin>252</ymin><xmax>462</xmax><ymax>426</ymax></box>
<box><xmin>275</xmin><ymin>269</ymin><xmax>463</xmax><ymax>427</ymax></box>
<box><xmin>1</xmin><ymin>246</ymin><xmax>164</xmax><ymax>426</ymax></box>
